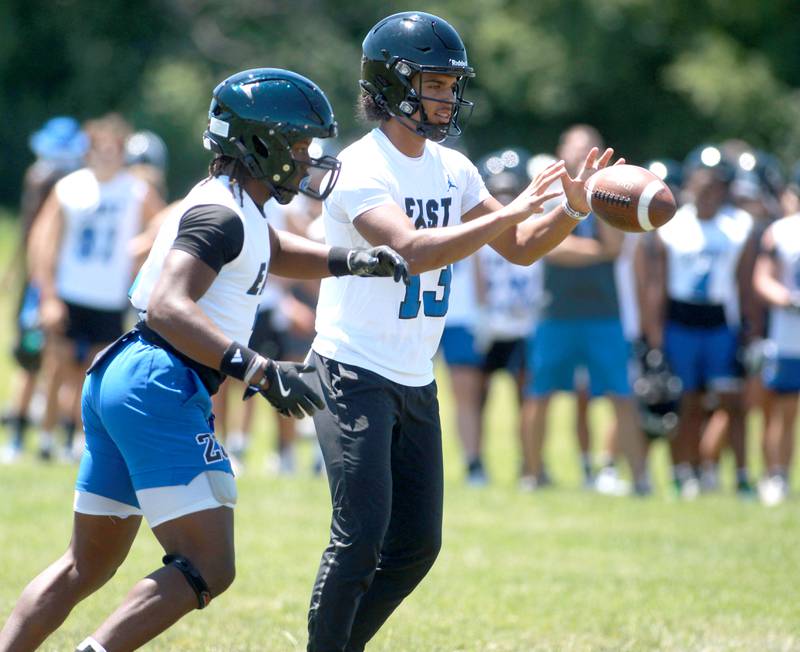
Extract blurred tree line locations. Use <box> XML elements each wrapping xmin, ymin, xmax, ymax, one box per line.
<box><xmin>2</xmin><ymin>0</ymin><xmax>800</xmax><ymax>204</ymax></box>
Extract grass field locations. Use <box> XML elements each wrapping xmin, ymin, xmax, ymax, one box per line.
<box><xmin>1</xmin><ymin>212</ymin><xmax>800</xmax><ymax>651</ymax></box>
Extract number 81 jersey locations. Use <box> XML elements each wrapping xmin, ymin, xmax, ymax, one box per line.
<box><xmin>312</xmin><ymin>128</ymin><xmax>490</xmax><ymax>386</ymax></box>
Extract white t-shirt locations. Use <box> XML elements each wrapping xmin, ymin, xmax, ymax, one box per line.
<box><xmin>55</xmin><ymin>168</ymin><xmax>146</xmax><ymax>310</ymax></box>
<box><xmin>445</xmin><ymin>256</ymin><xmax>480</xmax><ymax>328</ymax></box>
<box><xmin>312</xmin><ymin>128</ymin><xmax>490</xmax><ymax>386</ymax></box>
<box><xmin>478</xmin><ymin>245</ymin><xmax>542</xmax><ymax>340</ymax></box>
<box><xmin>658</xmin><ymin>203</ymin><xmax>752</xmax><ymax>325</ymax></box>
<box><xmin>768</xmin><ymin>213</ymin><xmax>800</xmax><ymax>356</ymax></box>
<box><xmin>130</xmin><ymin>176</ymin><xmax>271</xmax><ymax>345</ymax></box>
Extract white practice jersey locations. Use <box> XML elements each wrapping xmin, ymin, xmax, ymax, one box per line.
<box><xmin>313</xmin><ymin>128</ymin><xmax>491</xmax><ymax>386</ymax></box>
<box><xmin>658</xmin><ymin>203</ymin><xmax>752</xmax><ymax>325</ymax></box>
<box><xmin>768</xmin><ymin>213</ymin><xmax>800</xmax><ymax>356</ymax></box>
<box><xmin>614</xmin><ymin>233</ymin><xmax>642</xmax><ymax>341</ymax></box>
<box><xmin>55</xmin><ymin>168</ymin><xmax>146</xmax><ymax>310</ymax></box>
<box><xmin>478</xmin><ymin>245</ymin><xmax>542</xmax><ymax>340</ymax></box>
<box><xmin>446</xmin><ymin>257</ymin><xmax>480</xmax><ymax>329</ymax></box>
<box><xmin>258</xmin><ymin>200</ymin><xmax>287</xmax><ymax>315</ymax></box>
<box><xmin>130</xmin><ymin>176</ymin><xmax>271</xmax><ymax>345</ymax></box>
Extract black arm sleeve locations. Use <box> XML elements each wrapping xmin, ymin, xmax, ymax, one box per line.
<box><xmin>171</xmin><ymin>204</ymin><xmax>244</xmax><ymax>273</ymax></box>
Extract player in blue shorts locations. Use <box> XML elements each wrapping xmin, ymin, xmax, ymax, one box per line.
<box><xmin>646</xmin><ymin>146</ymin><xmax>754</xmax><ymax>497</ymax></box>
<box><xmin>520</xmin><ymin>125</ymin><xmax>649</xmax><ymax>494</ymax></box>
<box><xmin>0</xmin><ymin>68</ymin><xmax>408</xmax><ymax>652</ymax></box>
<box><xmin>753</xmin><ymin>182</ymin><xmax>800</xmax><ymax>505</ymax></box>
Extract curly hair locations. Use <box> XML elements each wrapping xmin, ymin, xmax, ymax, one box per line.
<box><xmin>208</xmin><ymin>155</ymin><xmax>250</xmax><ymax>204</ymax></box>
<box><xmin>357</xmin><ymin>91</ymin><xmax>391</xmax><ymax>123</ymax></box>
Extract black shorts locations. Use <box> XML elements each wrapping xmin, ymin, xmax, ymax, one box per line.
<box><xmin>64</xmin><ymin>301</ymin><xmax>125</xmax><ymax>347</ymax></box>
<box><xmin>483</xmin><ymin>338</ymin><xmax>526</xmax><ymax>375</ymax></box>
<box><xmin>248</xmin><ymin>307</ymin><xmax>288</xmax><ymax>359</ymax></box>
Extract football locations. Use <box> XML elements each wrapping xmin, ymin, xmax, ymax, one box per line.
<box><xmin>585</xmin><ymin>164</ymin><xmax>677</xmax><ymax>232</ymax></box>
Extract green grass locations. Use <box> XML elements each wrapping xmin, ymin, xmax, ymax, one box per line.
<box><xmin>1</xmin><ymin>211</ymin><xmax>800</xmax><ymax>651</ymax></box>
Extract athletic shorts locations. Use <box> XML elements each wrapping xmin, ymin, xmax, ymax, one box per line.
<box><xmin>483</xmin><ymin>338</ymin><xmax>526</xmax><ymax>375</ymax></box>
<box><xmin>439</xmin><ymin>325</ymin><xmax>482</xmax><ymax>367</ymax></box>
<box><xmin>663</xmin><ymin>321</ymin><xmax>740</xmax><ymax>393</ymax></box>
<box><xmin>64</xmin><ymin>301</ymin><xmax>125</xmax><ymax>348</ymax></box>
<box><xmin>526</xmin><ymin>318</ymin><xmax>630</xmax><ymax>397</ymax></box>
<box><xmin>77</xmin><ymin>331</ymin><xmax>235</xmax><ymax>526</ymax></box>
<box><xmin>763</xmin><ymin>355</ymin><xmax>800</xmax><ymax>394</ymax></box>
<box><xmin>248</xmin><ymin>306</ymin><xmax>288</xmax><ymax>360</ymax></box>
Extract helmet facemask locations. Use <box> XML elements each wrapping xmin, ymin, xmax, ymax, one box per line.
<box><xmin>230</xmin><ymin>131</ymin><xmax>341</xmax><ymax>205</ymax></box>
<box><xmin>362</xmin><ymin>58</ymin><xmax>474</xmax><ymax>142</ymax></box>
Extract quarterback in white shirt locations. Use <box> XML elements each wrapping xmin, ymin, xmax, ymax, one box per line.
<box><xmin>305</xmin><ymin>11</ymin><xmax>624</xmax><ymax>652</ymax></box>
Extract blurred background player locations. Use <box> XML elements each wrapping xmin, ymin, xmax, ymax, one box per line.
<box><xmin>1</xmin><ymin>117</ymin><xmax>88</xmax><ymax>462</ymax></box>
<box><xmin>752</xmin><ymin>166</ymin><xmax>800</xmax><ymax>505</ymax></box>
<box><xmin>28</xmin><ymin>113</ymin><xmax>164</xmax><ymax>461</ymax></box>
<box><xmin>645</xmin><ymin>145</ymin><xmax>754</xmax><ymax>498</ymax></box>
<box><xmin>520</xmin><ymin>124</ymin><xmax>649</xmax><ymax>494</ymax></box>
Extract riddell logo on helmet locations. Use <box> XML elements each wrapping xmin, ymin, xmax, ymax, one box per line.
<box><xmin>449</xmin><ymin>59</ymin><xmax>467</xmax><ymax>67</ymax></box>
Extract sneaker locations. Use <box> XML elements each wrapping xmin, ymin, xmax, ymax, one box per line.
<box><xmin>38</xmin><ymin>432</ymin><xmax>54</xmax><ymax>462</ymax></box>
<box><xmin>0</xmin><ymin>443</ymin><xmax>22</xmax><ymax>464</ymax></box>
<box><xmin>699</xmin><ymin>466</ymin><xmax>719</xmax><ymax>493</ymax></box>
<box><xmin>466</xmin><ymin>459</ymin><xmax>488</xmax><ymax>487</ymax></box>
<box><xmin>678</xmin><ymin>477</ymin><xmax>700</xmax><ymax>501</ymax></box>
<box><xmin>758</xmin><ymin>476</ymin><xmax>788</xmax><ymax>507</ymax></box>
<box><xmin>736</xmin><ymin>478</ymin><xmax>756</xmax><ymax>500</ymax></box>
<box><xmin>519</xmin><ymin>474</ymin><xmax>547</xmax><ymax>492</ymax></box>
<box><xmin>593</xmin><ymin>466</ymin><xmax>630</xmax><ymax>496</ymax></box>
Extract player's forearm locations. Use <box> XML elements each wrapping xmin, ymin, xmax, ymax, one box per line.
<box><xmin>545</xmin><ymin>235</ymin><xmax>617</xmax><ymax>267</ymax></box>
<box><xmin>491</xmin><ymin>206</ymin><xmax>579</xmax><ymax>266</ymax></box>
<box><xmin>754</xmin><ymin>273</ymin><xmax>793</xmax><ymax>308</ymax></box>
<box><xmin>401</xmin><ymin>211</ymin><xmax>515</xmax><ymax>274</ymax></box>
<box><xmin>270</xmin><ymin>230</ymin><xmax>332</xmax><ymax>279</ymax></box>
<box><xmin>146</xmin><ymin>295</ymin><xmax>233</xmax><ymax>370</ymax></box>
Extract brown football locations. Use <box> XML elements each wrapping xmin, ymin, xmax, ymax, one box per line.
<box><xmin>585</xmin><ymin>164</ymin><xmax>677</xmax><ymax>232</ymax></box>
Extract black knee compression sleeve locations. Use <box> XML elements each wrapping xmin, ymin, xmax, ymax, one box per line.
<box><xmin>163</xmin><ymin>554</ymin><xmax>212</xmax><ymax>609</ymax></box>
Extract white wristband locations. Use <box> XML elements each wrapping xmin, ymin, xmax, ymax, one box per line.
<box><xmin>561</xmin><ymin>199</ymin><xmax>590</xmax><ymax>221</ymax></box>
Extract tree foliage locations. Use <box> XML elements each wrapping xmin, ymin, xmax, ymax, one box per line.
<box><xmin>3</xmin><ymin>0</ymin><xmax>800</xmax><ymax>204</ymax></box>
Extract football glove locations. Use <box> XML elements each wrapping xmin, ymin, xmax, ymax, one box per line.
<box><xmin>243</xmin><ymin>360</ymin><xmax>324</xmax><ymax>419</ymax></box>
<box><xmin>348</xmin><ymin>246</ymin><xmax>410</xmax><ymax>285</ymax></box>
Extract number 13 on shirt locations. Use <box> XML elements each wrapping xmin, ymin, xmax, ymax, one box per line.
<box><xmin>398</xmin><ymin>265</ymin><xmax>452</xmax><ymax>319</ymax></box>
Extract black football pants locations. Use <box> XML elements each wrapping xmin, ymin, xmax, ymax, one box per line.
<box><xmin>307</xmin><ymin>352</ymin><xmax>443</xmax><ymax>652</ymax></box>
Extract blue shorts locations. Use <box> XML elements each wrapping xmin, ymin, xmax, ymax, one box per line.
<box><xmin>526</xmin><ymin>319</ymin><xmax>630</xmax><ymax>397</ymax></box>
<box><xmin>77</xmin><ymin>333</ymin><xmax>232</xmax><ymax>508</ymax></box>
<box><xmin>440</xmin><ymin>325</ymin><xmax>482</xmax><ymax>367</ymax></box>
<box><xmin>763</xmin><ymin>355</ymin><xmax>800</xmax><ymax>394</ymax></box>
<box><xmin>663</xmin><ymin>322</ymin><xmax>740</xmax><ymax>393</ymax></box>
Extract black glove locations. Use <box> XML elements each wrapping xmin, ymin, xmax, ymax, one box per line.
<box><xmin>243</xmin><ymin>360</ymin><xmax>324</xmax><ymax>419</ymax></box>
<box><xmin>348</xmin><ymin>246</ymin><xmax>411</xmax><ymax>285</ymax></box>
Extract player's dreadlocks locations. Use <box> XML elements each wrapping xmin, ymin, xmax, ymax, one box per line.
<box><xmin>208</xmin><ymin>155</ymin><xmax>249</xmax><ymax>205</ymax></box>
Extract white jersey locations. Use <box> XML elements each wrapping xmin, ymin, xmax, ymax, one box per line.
<box><xmin>55</xmin><ymin>168</ymin><xmax>147</xmax><ymax>310</ymax></box>
<box><xmin>767</xmin><ymin>214</ymin><xmax>800</xmax><ymax>356</ymax></box>
<box><xmin>478</xmin><ymin>245</ymin><xmax>542</xmax><ymax>340</ymax></box>
<box><xmin>130</xmin><ymin>176</ymin><xmax>271</xmax><ymax>345</ymax></box>
<box><xmin>614</xmin><ymin>233</ymin><xmax>642</xmax><ymax>341</ymax></box>
<box><xmin>258</xmin><ymin>201</ymin><xmax>287</xmax><ymax>315</ymax></box>
<box><xmin>446</xmin><ymin>257</ymin><xmax>480</xmax><ymax>328</ymax></box>
<box><xmin>658</xmin><ymin>203</ymin><xmax>752</xmax><ymax>325</ymax></box>
<box><xmin>312</xmin><ymin>128</ymin><xmax>490</xmax><ymax>386</ymax></box>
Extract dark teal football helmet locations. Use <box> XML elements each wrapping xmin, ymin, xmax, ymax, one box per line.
<box><xmin>203</xmin><ymin>68</ymin><xmax>340</xmax><ymax>204</ymax></box>
<box><xmin>360</xmin><ymin>12</ymin><xmax>475</xmax><ymax>142</ymax></box>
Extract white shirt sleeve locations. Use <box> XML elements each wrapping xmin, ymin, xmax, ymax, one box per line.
<box><xmin>326</xmin><ymin>157</ymin><xmax>395</xmax><ymax>225</ymax></box>
<box><xmin>460</xmin><ymin>159</ymin><xmax>492</xmax><ymax>215</ymax></box>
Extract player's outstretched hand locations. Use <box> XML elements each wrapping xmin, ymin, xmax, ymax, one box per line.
<box><xmin>560</xmin><ymin>147</ymin><xmax>625</xmax><ymax>214</ymax></box>
<box><xmin>348</xmin><ymin>246</ymin><xmax>411</xmax><ymax>285</ymax></box>
<box><xmin>502</xmin><ymin>159</ymin><xmax>566</xmax><ymax>223</ymax></box>
<box><xmin>243</xmin><ymin>360</ymin><xmax>324</xmax><ymax>419</ymax></box>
